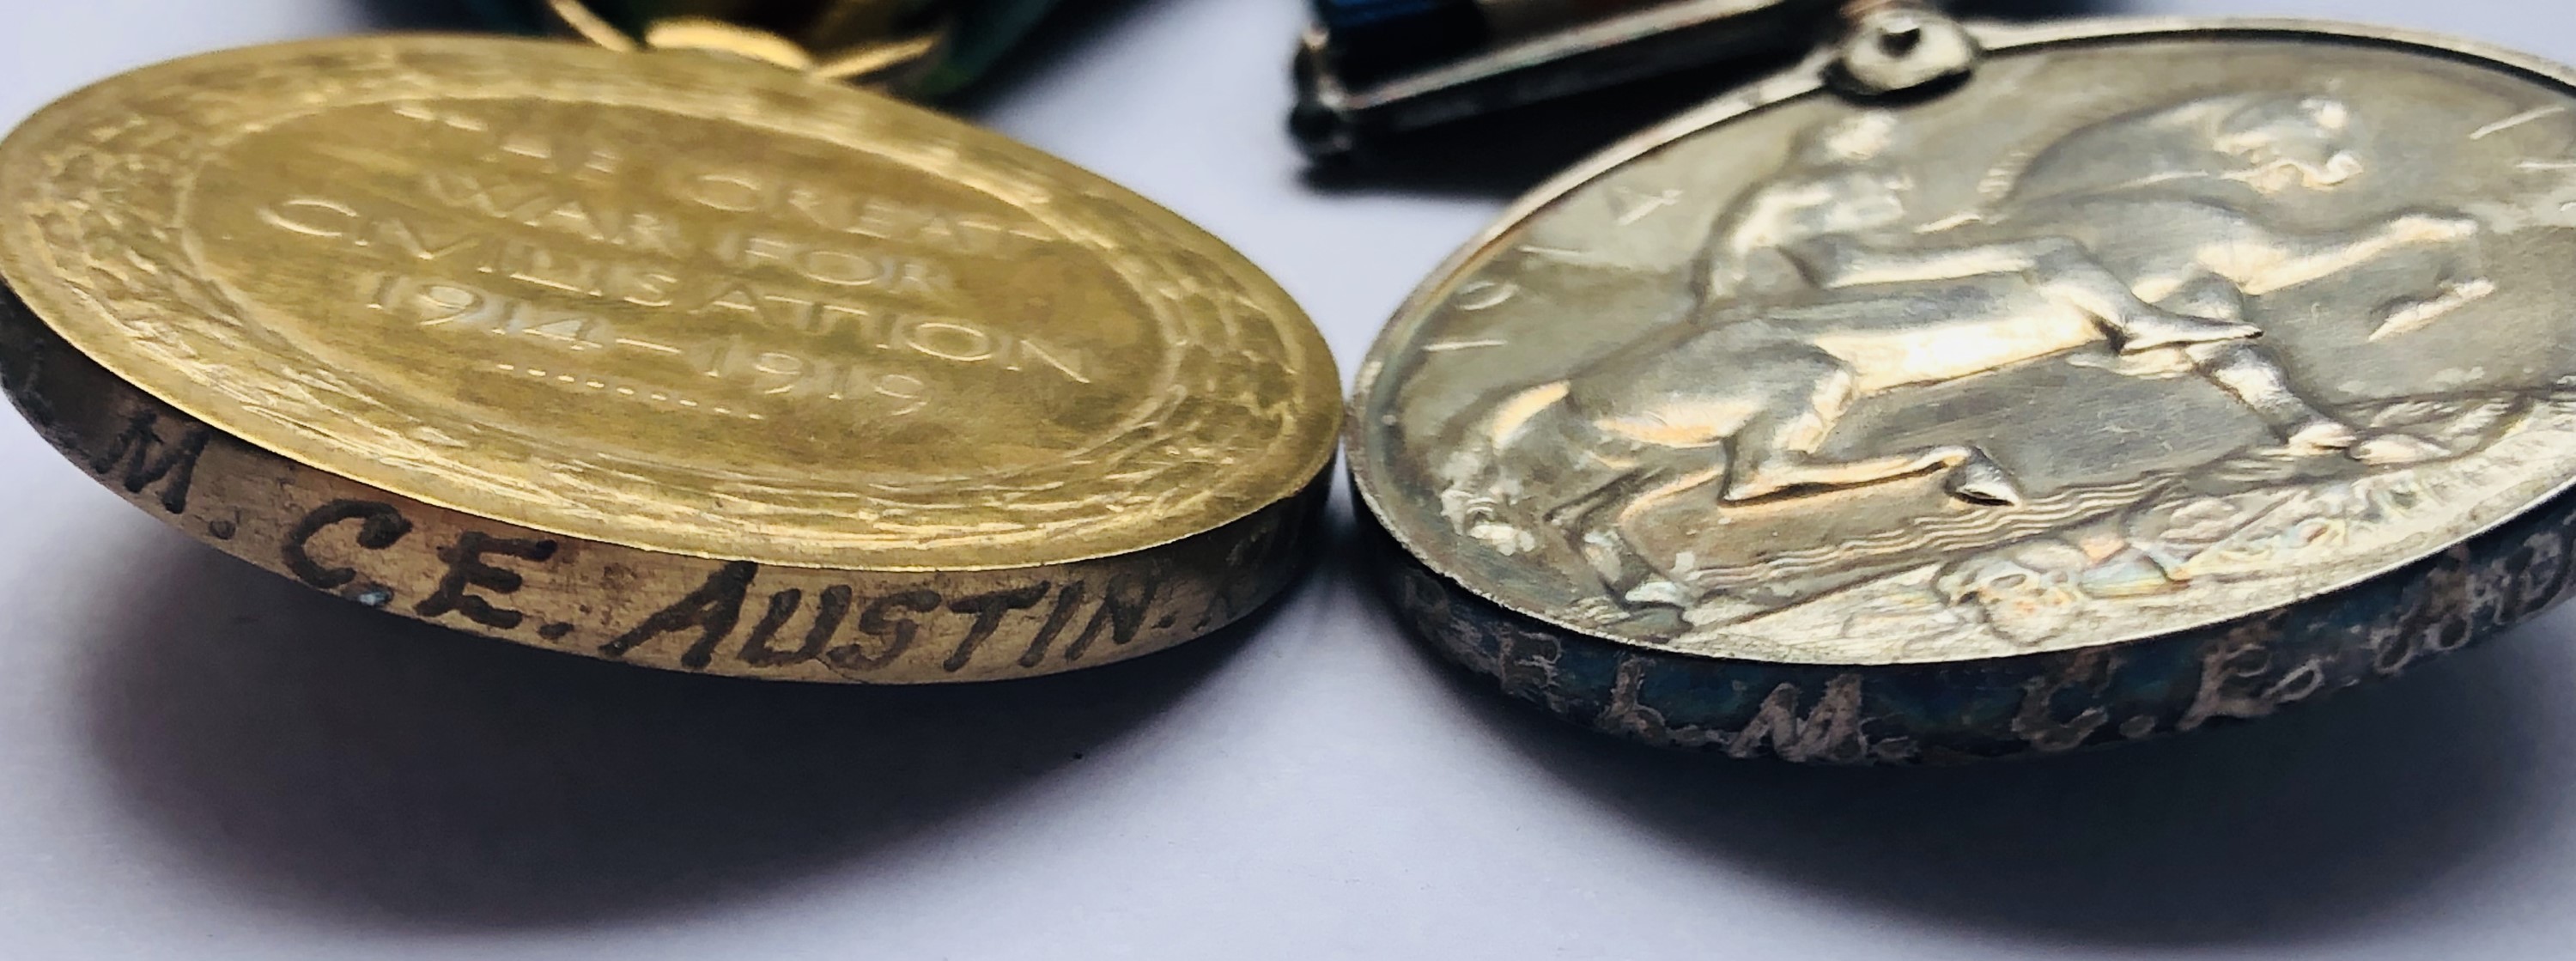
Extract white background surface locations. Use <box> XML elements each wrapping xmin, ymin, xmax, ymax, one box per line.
<box><xmin>3</xmin><ymin>0</ymin><xmax>2574</xmax><ymax>958</ymax></box>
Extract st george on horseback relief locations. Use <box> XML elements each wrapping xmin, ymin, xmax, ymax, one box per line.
<box><xmin>1382</xmin><ymin>70</ymin><xmax>2576</xmax><ymax>664</ymax></box>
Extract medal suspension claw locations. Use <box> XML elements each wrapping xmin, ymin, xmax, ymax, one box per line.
<box><xmin>1835</xmin><ymin>0</ymin><xmax>1981</xmax><ymax>94</ymax></box>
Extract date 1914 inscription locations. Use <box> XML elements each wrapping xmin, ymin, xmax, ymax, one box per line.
<box><xmin>239</xmin><ymin>100</ymin><xmax>1105</xmax><ymax>428</ymax></box>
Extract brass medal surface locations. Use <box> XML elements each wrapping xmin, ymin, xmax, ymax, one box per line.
<box><xmin>1353</xmin><ymin>19</ymin><xmax>2576</xmax><ymax>757</ymax></box>
<box><xmin>0</xmin><ymin>35</ymin><xmax>1340</xmax><ymax>682</ymax></box>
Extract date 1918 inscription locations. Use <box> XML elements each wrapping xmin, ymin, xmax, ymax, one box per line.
<box><xmin>242</xmin><ymin>99</ymin><xmax>1108</xmax><ymax>428</ymax></box>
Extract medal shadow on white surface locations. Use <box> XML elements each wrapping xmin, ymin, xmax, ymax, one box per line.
<box><xmin>1397</xmin><ymin>596</ymin><xmax>2572</xmax><ymax>946</ymax></box>
<box><xmin>74</xmin><ymin>531</ymin><xmax>1298</xmax><ymax>929</ymax></box>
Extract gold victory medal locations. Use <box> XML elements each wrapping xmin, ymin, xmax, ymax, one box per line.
<box><xmin>0</xmin><ymin>36</ymin><xmax>1339</xmax><ymax>682</ymax></box>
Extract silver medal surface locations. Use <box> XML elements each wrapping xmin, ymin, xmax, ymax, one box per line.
<box><xmin>1356</xmin><ymin>19</ymin><xmax>2576</xmax><ymax>675</ymax></box>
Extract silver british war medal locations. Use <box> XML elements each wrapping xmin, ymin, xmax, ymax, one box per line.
<box><xmin>1333</xmin><ymin>1</ymin><xmax>2576</xmax><ymax>760</ymax></box>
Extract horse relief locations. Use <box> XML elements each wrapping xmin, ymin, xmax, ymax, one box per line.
<box><xmin>1434</xmin><ymin>91</ymin><xmax>2518</xmax><ymax>638</ymax></box>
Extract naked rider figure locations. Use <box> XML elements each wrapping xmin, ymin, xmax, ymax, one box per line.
<box><xmin>1436</xmin><ymin>94</ymin><xmax>2488</xmax><ymax>613</ymax></box>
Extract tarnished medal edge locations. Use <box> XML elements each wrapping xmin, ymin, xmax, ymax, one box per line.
<box><xmin>1346</xmin><ymin>15</ymin><xmax>2576</xmax><ymax>666</ymax></box>
<box><xmin>0</xmin><ymin>276</ymin><xmax>1332</xmax><ymax>682</ymax></box>
<box><xmin>0</xmin><ymin>34</ymin><xmax>1345</xmax><ymax>573</ymax></box>
<box><xmin>1364</xmin><ymin>481</ymin><xmax>2576</xmax><ymax>762</ymax></box>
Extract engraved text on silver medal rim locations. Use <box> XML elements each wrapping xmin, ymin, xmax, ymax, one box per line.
<box><xmin>1354</xmin><ymin>21</ymin><xmax>2576</xmax><ymax>665</ymax></box>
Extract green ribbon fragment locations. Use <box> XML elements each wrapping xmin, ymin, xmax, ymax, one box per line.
<box><xmin>910</xmin><ymin>0</ymin><xmax>1062</xmax><ymax>97</ymax></box>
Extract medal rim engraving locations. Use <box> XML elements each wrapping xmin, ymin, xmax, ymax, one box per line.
<box><xmin>0</xmin><ymin>34</ymin><xmax>1342</xmax><ymax>573</ymax></box>
<box><xmin>1350</xmin><ymin>15</ymin><xmax>2576</xmax><ymax>666</ymax></box>
<box><xmin>0</xmin><ymin>283</ymin><xmax>1328</xmax><ymax>682</ymax></box>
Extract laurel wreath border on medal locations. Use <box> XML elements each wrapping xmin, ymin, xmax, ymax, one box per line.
<box><xmin>2</xmin><ymin>36</ymin><xmax>1339</xmax><ymax>571</ymax></box>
